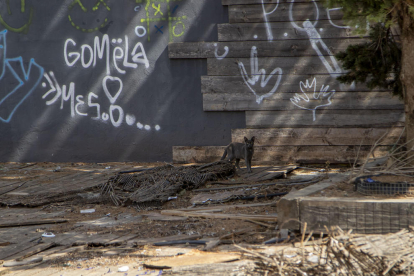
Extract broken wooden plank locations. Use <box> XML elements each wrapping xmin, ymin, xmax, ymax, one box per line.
<box><xmin>3</xmin><ymin>257</ymin><xmax>43</xmax><ymax>267</ymax></box>
<box><xmin>176</xmin><ymin>202</ymin><xmax>277</xmax><ymax>212</ymax></box>
<box><xmin>161</xmin><ymin>210</ymin><xmax>277</xmax><ymax>222</ymax></box>
<box><xmin>104</xmin><ymin>234</ymin><xmax>142</xmax><ymax>246</ymax></box>
<box><xmin>127</xmin><ymin>234</ymin><xmax>203</xmax><ymax>247</ymax></box>
<box><xmin>238</xmin><ymin>166</ymin><xmax>272</xmax><ymax>179</ymax></box>
<box><xmin>231</xmin><ymin>127</ymin><xmax>405</xmax><ymax>146</ymax></box>
<box><xmin>0</xmin><ymin>219</ymin><xmax>68</xmax><ymax>228</ymax></box>
<box><xmin>11</xmin><ymin>242</ymin><xmax>56</xmax><ymax>262</ymax></box>
<box><xmin>246</xmin><ymin>110</ymin><xmax>405</xmax><ymax>128</ymax></box>
<box><xmin>0</xmin><ymin>239</ymin><xmax>38</xmax><ymax>261</ymax></box>
<box><xmin>167</xmin><ymin>260</ymin><xmax>257</xmax><ymax>276</ymax></box>
<box><xmin>168</xmin><ymin>39</ymin><xmax>367</xmax><ymax>59</ymax></box>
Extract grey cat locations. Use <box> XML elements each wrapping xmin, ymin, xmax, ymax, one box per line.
<box><xmin>221</xmin><ymin>136</ymin><xmax>255</xmax><ymax>173</ymax></box>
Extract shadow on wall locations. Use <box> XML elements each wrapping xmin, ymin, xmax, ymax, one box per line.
<box><xmin>0</xmin><ymin>0</ymin><xmax>245</xmax><ymax>162</ymax></box>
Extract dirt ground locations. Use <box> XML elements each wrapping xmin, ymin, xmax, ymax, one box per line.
<box><xmin>8</xmin><ymin>162</ymin><xmax>413</xmax><ymax>275</ymax></box>
<box><xmin>1</xmin><ymin>162</ymin><xmax>329</xmax><ymax>275</ymax></box>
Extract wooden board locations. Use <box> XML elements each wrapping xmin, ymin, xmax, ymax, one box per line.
<box><xmin>0</xmin><ymin>239</ymin><xmax>38</xmax><ymax>261</ymax></box>
<box><xmin>202</xmin><ymin>92</ymin><xmax>402</xmax><ymax>111</ymax></box>
<box><xmin>223</xmin><ymin>0</ymin><xmax>321</xmax><ymax>5</ymax></box>
<box><xmin>168</xmin><ymin>39</ymin><xmax>367</xmax><ymax>59</ymax></box>
<box><xmin>231</xmin><ymin>127</ymin><xmax>405</xmax><ymax>146</ymax></box>
<box><xmin>207</xmin><ymin>56</ymin><xmax>351</xmax><ymax>76</ymax></box>
<box><xmin>246</xmin><ymin>110</ymin><xmax>405</xmax><ymax>128</ymax></box>
<box><xmin>299</xmin><ymin>198</ymin><xmax>414</xmax><ymax>234</ymax></box>
<box><xmin>277</xmin><ymin>173</ymin><xmax>349</xmax><ymax>230</ymax></box>
<box><xmin>218</xmin><ymin>21</ymin><xmax>359</xmax><ymax>41</ymax></box>
<box><xmin>237</xmin><ymin>165</ymin><xmax>296</xmax><ymax>181</ymax></box>
<box><xmin>201</xmin><ymin>75</ymin><xmax>384</xmax><ymax>93</ymax></box>
<box><xmin>0</xmin><ymin>163</ymin><xmax>131</xmax><ymax>206</ymax></box>
<box><xmin>228</xmin><ymin>3</ymin><xmax>343</xmax><ymax>23</ymax></box>
<box><xmin>173</xmin><ymin>145</ymin><xmax>391</xmax><ymax>164</ymax></box>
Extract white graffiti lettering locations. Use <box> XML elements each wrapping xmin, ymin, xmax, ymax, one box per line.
<box><xmin>64</xmin><ymin>34</ymin><xmax>149</xmax><ymax>75</ymax></box>
<box><xmin>42</xmin><ymin>71</ymin><xmax>159</xmax><ymax>131</ymax></box>
<box><xmin>261</xmin><ymin>0</ymin><xmax>279</xmax><ymax>41</ymax></box>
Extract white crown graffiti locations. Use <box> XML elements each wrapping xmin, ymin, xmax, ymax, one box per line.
<box><xmin>290</xmin><ymin>78</ymin><xmax>336</xmax><ymax>121</ymax></box>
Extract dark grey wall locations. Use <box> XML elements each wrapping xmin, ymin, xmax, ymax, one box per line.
<box><xmin>0</xmin><ymin>0</ymin><xmax>245</xmax><ymax>162</ymax></box>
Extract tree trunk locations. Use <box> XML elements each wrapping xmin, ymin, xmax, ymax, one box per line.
<box><xmin>400</xmin><ymin>6</ymin><xmax>414</xmax><ymax>150</ymax></box>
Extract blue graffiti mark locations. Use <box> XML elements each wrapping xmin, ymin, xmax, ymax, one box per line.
<box><xmin>0</xmin><ymin>29</ymin><xmax>44</xmax><ymax>123</ymax></box>
<box><xmin>171</xmin><ymin>5</ymin><xmax>179</xmax><ymax>14</ymax></box>
<box><xmin>154</xmin><ymin>25</ymin><xmax>163</xmax><ymax>34</ymax></box>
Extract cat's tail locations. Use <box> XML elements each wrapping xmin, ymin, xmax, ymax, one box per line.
<box><xmin>221</xmin><ymin>147</ymin><xmax>228</xmax><ymax>160</ymax></box>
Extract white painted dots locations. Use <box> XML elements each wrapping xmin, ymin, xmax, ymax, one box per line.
<box><xmin>135</xmin><ymin>122</ymin><xmax>159</xmax><ymax>131</ymax></box>
<box><xmin>126</xmin><ymin>114</ymin><xmax>136</xmax><ymax>126</ymax></box>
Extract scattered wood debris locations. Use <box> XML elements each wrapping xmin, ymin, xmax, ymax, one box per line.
<box><xmin>241</xmin><ymin>226</ymin><xmax>414</xmax><ymax>275</ymax></box>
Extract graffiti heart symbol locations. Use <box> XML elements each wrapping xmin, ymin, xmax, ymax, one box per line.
<box><xmin>103</xmin><ymin>76</ymin><xmax>123</xmax><ymax>104</ymax></box>
<box><xmin>238</xmin><ymin>46</ymin><xmax>282</xmax><ymax>104</ymax></box>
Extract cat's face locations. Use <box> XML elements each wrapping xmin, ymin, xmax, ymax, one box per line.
<box><xmin>244</xmin><ymin>136</ymin><xmax>255</xmax><ymax>150</ymax></box>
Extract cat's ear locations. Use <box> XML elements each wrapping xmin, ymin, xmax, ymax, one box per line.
<box><xmin>244</xmin><ymin>137</ymin><xmax>248</xmax><ymax>143</ymax></box>
<box><xmin>251</xmin><ymin>136</ymin><xmax>255</xmax><ymax>142</ymax></box>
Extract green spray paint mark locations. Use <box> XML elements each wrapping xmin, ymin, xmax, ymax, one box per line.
<box><xmin>68</xmin><ymin>0</ymin><xmax>111</xmax><ymax>33</ymax></box>
<box><xmin>0</xmin><ymin>0</ymin><xmax>33</xmax><ymax>34</ymax></box>
<box><xmin>140</xmin><ymin>0</ymin><xmax>186</xmax><ymax>42</ymax></box>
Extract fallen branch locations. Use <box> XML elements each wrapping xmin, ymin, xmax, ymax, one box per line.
<box><xmin>161</xmin><ymin>210</ymin><xmax>277</xmax><ymax>222</ymax></box>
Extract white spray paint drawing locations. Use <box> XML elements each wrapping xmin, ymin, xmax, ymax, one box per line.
<box><xmin>214</xmin><ymin>43</ymin><xmax>229</xmax><ymax>60</ymax></box>
<box><xmin>261</xmin><ymin>0</ymin><xmax>279</xmax><ymax>41</ymax></box>
<box><xmin>103</xmin><ymin>76</ymin><xmax>123</xmax><ymax>104</ymax></box>
<box><xmin>289</xmin><ymin>1</ymin><xmax>343</xmax><ymax>78</ymax></box>
<box><xmin>302</xmin><ymin>20</ymin><xmax>342</xmax><ymax>76</ymax></box>
<box><xmin>42</xmin><ymin>71</ymin><xmax>159</xmax><ymax>131</ymax></box>
<box><xmin>326</xmin><ymin>8</ymin><xmax>350</xmax><ymax>29</ymax></box>
<box><xmin>238</xmin><ymin>46</ymin><xmax>283</xmax><ymax>104</ymax></box>
<box><xmin>290</xmin><ymin>78</ymin><xmax>335</xmax><ymax>121</ymax></box>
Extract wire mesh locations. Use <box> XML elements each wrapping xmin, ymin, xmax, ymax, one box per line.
<box><xmin>354</xmin><ymin>175</ymin><xmax>414</xmax><ymax>196</ymax></box>
<box><xmin>99</xmin><ymin>161</ymin><xmax>235</xmax><ymax>208</ymax></box>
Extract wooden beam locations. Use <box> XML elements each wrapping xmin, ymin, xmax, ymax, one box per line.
<box><xmin>202</xmin><ymin>92</ymin><xmax>402</xmax><ymax>111</ymax></box>
<box><xmin>218</xmin><ymin>21</ymin><xmax>359</xmax><ymax>42</ymax></box>
<box><xmin>231</xmin><ymin>127</ymin><xmax>405</xmax><ymax>146</ymax></box>
<box><xmin>201</xmin><ymin>75</ymin><xmax>384</xmax><ymax>94</ymax></box>
<box><xmin>0</xmin><ymin>219</ymin><xmax>68</xmax><ymax>228</ymax></box>
<box><xmin>173</xmin><ymin>145</ymin><xmax>391</xmax><ymax>164</ymax></box>
<box><xmin>207</xmin><ymin>56</ymin><xmax>348</xmax><ymax>76</ymax></box>
<box><xmin>161</xmin><ymin>210</ymin><xmax>278</xmax><ymax>222</ymax></box>
<box><xmin>222</xmin><ymin>0</ymin><xmax>317</xmax><ymax>5</ymax></box>
<box><xmin>246</xmin><ymin>110</ymin><xmax>405</xmax><ymax>128</ymax></box>
<box><xmin>299</xmin><ymin>198</ymin><xmax>414</xmax><ymax>234</ymax></box>
<box><xmin>277</xmin><ymin>173</ymin><xmax>349</xmax><ymax>230</ymax></box>
<box><xmin>168</xmin><ymin>39</ymin><xmax>367</xmax><ymax>59</ymax></box>
<box><xmin>228</xmin><ymin>3</ymin><xmax>343</xmax><ymax>23</ymax></box>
